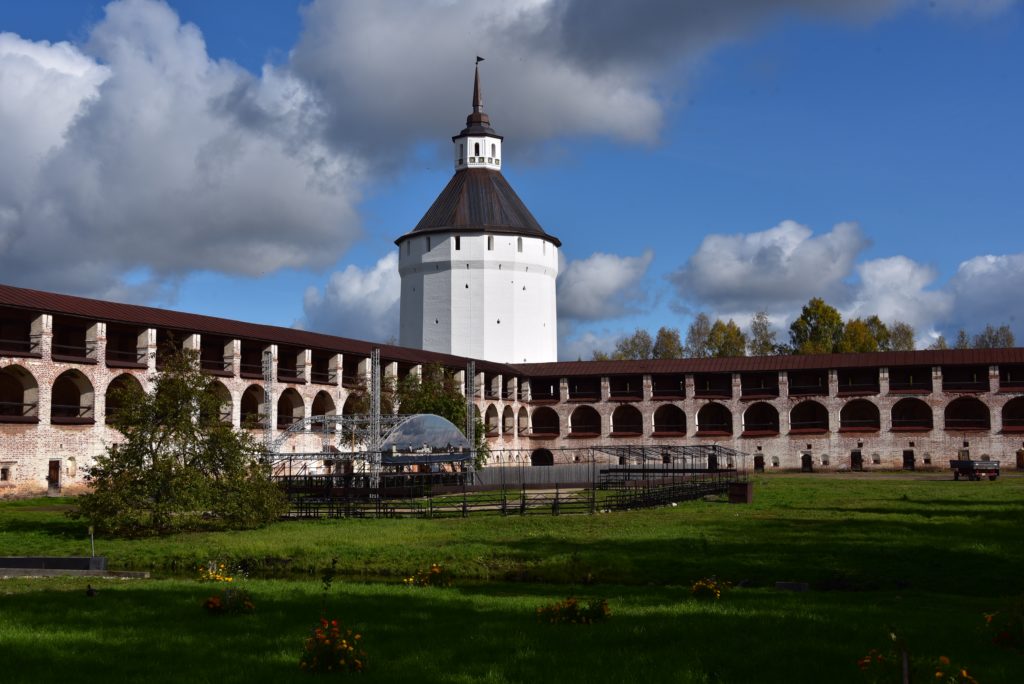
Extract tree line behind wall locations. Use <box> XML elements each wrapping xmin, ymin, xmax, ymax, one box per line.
<box><xmin>592</xmin><ymin>297</ymin><xmax>1017</xmax><ymax>360</ymax></box>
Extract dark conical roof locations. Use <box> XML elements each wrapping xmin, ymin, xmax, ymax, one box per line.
<box><xmin>395</xmin><ymin>168</ymin><xmax>560</xmax><ymax>246</ymax></box>
<box><xmin>455</xmin><ymin>63</ymin><xmax>501</xmax><ymax>139</ymax></box>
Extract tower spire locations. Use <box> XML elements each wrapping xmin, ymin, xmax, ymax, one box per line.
<box><xmin>472</xmin><ymin>58</ymin><xmax>484</xmax><ymax>113</ymax></box>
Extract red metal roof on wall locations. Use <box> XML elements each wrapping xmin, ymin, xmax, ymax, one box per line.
<box><xmin>3</xmin><ymin>282</ymin><xmax>1023</xmax><ymax>378</ymax></box>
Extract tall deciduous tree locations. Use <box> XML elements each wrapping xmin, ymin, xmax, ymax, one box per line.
<box><xmin>612</xmin><ymin>328</ymin><xmax>654</xmax><ymax>360</ymax></box>
<box><xmin>973</xmin><ymin>324</ymin><xmax>1015</xmax><ymax>349</ymax></box>
<box><xmin>928</xmin><ymin>334</ymin><xmax>949</xmax><ymax>350</ymax></box>
<box><xmin>888</xmin><ymin>321</ymin><xmax>916</xmax><ymax>351</ymax></box>
<box><xmin>75</xmin><ymin>348</ymin><xmax>286</xmax><ymax>536</ymax></box>
<box><xmin>747</xmin><ymin>311</ymin><xmax>777</xmax><ymax>356</ymax></box>
<box><xmin>838</xmin><ymin>318</ymin><xmax>879</xmax><ymax>353</ymax></box>
<box><xmin>863</xmin><ymin>316</ymin><xmax>890</xmax><ymax>350</ymax></box>
<box><xmin>684</xmin><ymin>313</ymin><xmax>713</xmax><ymax>358</ymax></box>
<box><xmin>954</xmin><ymin>329</ymin><xmax>972</xmax><ymax>349</ymax></box>
<box><xmin>706</xmin><ymin>319</ymin><xmax>747</xmax><ymax>357</ymax></box>
<box><xmin>652</xmin><ymin>326</ymin><xmax>684</xmax><ymax>359</ymax></box>
<box><xmin>789</xmin><ymin>298</ymin><xmax>844</xmax><ymax>354</ymax></box>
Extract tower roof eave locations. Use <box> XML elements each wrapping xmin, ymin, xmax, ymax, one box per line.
<box><xmin>394</xmin><ymin>168</ymin><xmax>560</xmax><ymax>247</ymax></box>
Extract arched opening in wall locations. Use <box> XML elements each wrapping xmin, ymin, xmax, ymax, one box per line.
<box><xmin>569</xmin><ymin>405</ymin><xmax>601</xmax><ymax>436</ymax></box>
<box><xmin>696</xmin><ymin>403</ymin><xmax>732</xmax><ymax>436</ymax></box>
<box><xmin>240</xmin><ymin>385</ymin><xmax>263</xmax><ymax>427</ymax></box>
<box><xmin>502</xmin><ymin>405</ymin><xmax>514</xmax><ymax>435</ymax></box>
<box><xmin>277</xmin><ymin>389</ymin><xmax>304</xmax><ymax>430</ymax></box>
<box><xmin>204</xmin><ymin>380</ymin><xmax>232</xmax><ymax>425</ymax></box>
<box><xmin>485</xmin><ymin>404</ymin><xmax>499</xmax><ymax>436</ymax></box>
<box><xmin>474</xmin><ymin>142</ymin><xmax>480</xmax><ymax>157</ymax></box>
<box><xmin>944</xmin><ymin>397</ymin><xmax>990</xmax><ymax>431</ymax></box>
<box><xmin>652</xmin><ymin>404</ymin><xmax>685</xmax><ymax>435</ymax></box>
<box><xmin>51</xmin><ymin>369</ymin><xmax>94</xmax><ymax>424</ymax></box>
<box><xmin>753</xmin><ymin>454</ymin><xmax>765</xmax><ymax>472</ymax></box>
<box><xmin>0</xmin><ymin>364</ymin><xmax>39</xmax><ymax>422</ymax></box>
<box><xmin>610</xmin><ymin>405</ymin><xmax>643</xmax><ymax>436</ymax></box>
<box><xmin>0</xmin><ymin>365</ymin><xmax>39</xmax><ymax>423</ymax></box>
<box><xmin>530</xmin><ymin>406</ymin><xmax>559</xmax><ymax>436</ymax></box>
<box><xmin>104</xmin><ymin>373</ymin><xmax>143</xmax><ymax>425</ymax></box>
<box><xmin>309</xmin><ymin>389</ymin><xmax>333</xmax><ymax>432</ymax></box>
<box><xmin>342</xmin><ymin>390</ymin><xmax>367</xmax><ymax>415</ymax></box>
<box><xmin>1001</xmin><ymin>397</ymin><xmax>1024</xmax><ymax>432</ymax></box>
<box><xmin>891</xmin><ymin>398</ymin><xmax>932</xmax><ymax>431</ymax></box>
<box><xmin>790</xmin><ymin>400</ymin><xmax>828</xmax><ymax>434</ymax></box>
<box><xmin>531</xmin><ymin>449</ymin><xmax>554</xmax><ymax>466</ymax></box>
<box><xmin>840</xmin><ymin>399</ymin><xmax>880</xmax><ymax>432</ymax></box>
<box><xmin>742</xmin><ymin>402</ymin><xmax>779</xmax><ymax>436</ymax></box>
<box><xmin>517</xmin><ymin>406</ymin><xmax>528</xmax><ymax>434</ymax></box>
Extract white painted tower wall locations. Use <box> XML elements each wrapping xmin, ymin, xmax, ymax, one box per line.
<box><xmin>398</xmin><ymin>231</ymin><xmax>558</xmax><ymax>364</ymax></box>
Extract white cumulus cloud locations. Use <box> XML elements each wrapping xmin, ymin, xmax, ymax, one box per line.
<box><xmin>0</xmin><ymin>0</ymin><xmax>364</xmax><ymax>298</ymax></box>
<box><xmin>670</xmin><ymin>220</ymin><xmax>868</xmax><ymax>314</ymax></box>
<box><xmin>558</xmin><ymin>250</ymin><xmax>654</xmax><ymax>321</ymax></box>
<box><xmin>302</xmin><ymin>253</ymin><xmax>402</xmax><ymax>343</ymax></box>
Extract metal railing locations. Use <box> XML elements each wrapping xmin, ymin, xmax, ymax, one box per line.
<box><xmin>0</xmin><ymin>400</ymin><xmax>37</xmax><ymax>417</ymax></box>
<box><xmin>0</xmin><ymin>336</ymin><xmax>41</xmax><ymax>354</ymax></box>
<box><xmin>52</xmin><ymin>342</ymin><xmax>97</xmax><ymax>359</ymax></box>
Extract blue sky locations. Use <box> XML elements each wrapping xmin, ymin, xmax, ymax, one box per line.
<box><xmin>0</xmin><ymin>0</ymin><xmax>1021</xmax><ymax>358</ymax></box>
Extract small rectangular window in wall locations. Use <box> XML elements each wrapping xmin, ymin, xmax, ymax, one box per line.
<box><xmin>517</xmin><ymin>237</ymin><xmax>523</xmax><ymax>253</ymax></box>
<box><xmin>426</xmin><ymin>236</ymin><xmax>431</xmax><ymax>251</ymax></box>
<box><xmin>487</xmin><ymin>235</ymin><xmax>494</xmax><ymax>251</ymax></box>
<box><xmin>455</xmin><ymin>235</ymin><xmax>461</xmax><ymax>250</ymax></box>
<box><xmin>0</xmin><ymin>465</ymin><xmax>11</xmax><ymax>482</ymax></box>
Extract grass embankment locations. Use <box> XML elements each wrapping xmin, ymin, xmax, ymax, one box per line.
<box><xmin>2</xmin><ymin>476</ymin><xmax>1022</xmax><ymax>683</ymax></box>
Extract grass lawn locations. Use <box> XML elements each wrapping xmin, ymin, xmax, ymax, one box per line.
<box><xmin>2</xmin><ymin>475</ymin><xmax>1022</xmax><ymax>682</ymax></box>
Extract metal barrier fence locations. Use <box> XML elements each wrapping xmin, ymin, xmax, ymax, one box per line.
<box><xmin>274</xmin><ymin>444</ymin><xmax>748</xmax><ymax>519</ymax></box>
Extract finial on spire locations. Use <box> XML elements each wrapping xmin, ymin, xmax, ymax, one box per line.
<box><xmin>473</xmin><ymin>58</ymin><xmax>484</xmax><ymax>113</ymax></box>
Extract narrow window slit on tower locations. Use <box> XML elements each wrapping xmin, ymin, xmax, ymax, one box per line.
<box><xmin>487</xmin><ymin>235</ymin><xmax>494</xmax><ymax>250</ymax></box>
<box><xmin>455</xmin><ymin>235</ymin><xmax>461</xmax><ymax>250</ymax></box>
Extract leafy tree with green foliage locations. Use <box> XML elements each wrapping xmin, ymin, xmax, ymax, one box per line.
<box><xmin>888</xmin><ymin>321</ymin><xmax>916</xmax><ymax>351</ymax></box>
<box><xmin>747</xmin><ymin>311</ymin><xmax>777</xmax><ymax>356</ymax></box>
<box><xmin>396</xmin><ymin>365</ymin><xmax>488</xmax><ymax>467</ymax></box>
<box><xmin>838</xmin><ymin>318</ymin><xmax>879</xmax><ymax>353</ymax></box>
<box><xmin>652</xmin><ymin>326</ymin><xmax>684</xmax><ymax>359</ymax></box>
<box><xmin>789</xmin><ymin>298</ymin><xmax>844</xmax><ymax>354</ymax></box>
<box><xmin>74</xmin><ymin>348</ymin><xmax>286</xmax><ymax>536</ymax></box>
<box><xmin>862</xmin><ymin>315</ymin><xmax>890</xmax><ymax>351</ymax></box>
<box><xmin>612</xmin><ymin>328</ymin><xmax>654</xmax><ymax>360</ymax></box>
<box><xmin>706</xmin><ymin>319</ymin><xmax>747</xmax><ymax>357</ymax></box>
<box><xmin>974</xmin><ymin>324</ymin><xmax>1015</xmax><ymax>349</ymax></box>
<box><xmin>684</xmin><ymin>313</ymin><xmax>712</xmax><ymax>358</ymax></box>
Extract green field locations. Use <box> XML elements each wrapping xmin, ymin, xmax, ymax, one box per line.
<box><xmin>2</xmin><ymin>475</ymin><xmax>1022</xmax><ymax>682</ymax></box>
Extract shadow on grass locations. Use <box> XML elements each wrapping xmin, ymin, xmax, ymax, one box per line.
<box><xmin>1</xmin><ymin>578</ymin><xmax>1019</xmax><ymax>684</ymax></box>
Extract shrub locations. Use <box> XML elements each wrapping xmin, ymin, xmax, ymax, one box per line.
<box><xmin>856</xmin><ymin>634</ymin><xmax>979</xmax><ymax>684</ymax></box>
<box><xmin>536</xmin><ymin>597</ymin><xmax>610</xmax><ymax>625</ymax></box>
<box><xmin>690</xmin><ymin>577</ymin><xmax>729</xmax><ymax>601</ymax></box>
<box><xmin>984</xmin><ymin>595</ymin><xmax>1024</xmax><ymax>651</ymax></box>
<box><xmin>299</xmin><ymin>618</ymin><xmax>366</xmax><ymax>674</ymax></box>
<box><xmin>403</xmin><ymin>563</ymin><xmax>452</xmax><ymax>587</ymax></box>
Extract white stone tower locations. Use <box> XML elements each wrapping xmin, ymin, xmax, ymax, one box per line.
<box><xmin>396</xmin><ymin>64</ymin><xmax>560</xmax><ymax>363</ymax></box>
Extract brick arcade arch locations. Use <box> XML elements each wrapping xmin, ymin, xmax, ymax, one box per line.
<box><xmin>0</xmin><ymin>364</ymin><xmax>39</xmax><ymax>423</ymax></box>
<box><xmin>945</xmin><ymin>396</ymin><xmax>990</xmax><ymax>431</ymax></box>
<box><xmin>1002</xmin><ymin>396</ymin><xmax>1024</xmax><ymax>432</ymax></box>
<box><xmin>240</xmin><ymin>384</ymin><xmax>263</xmax><ymax>426</ymax></box>
<box><xmin>569</xmin><ymin>405</ymin><xmax>601</xmax><ymax>436</ymax></box>
<box><xmin>696</xmin><ymin>402</ymin><xmax>732</xmax><ymax>436</ymax></box>
<box><xmin>485</xmin><ymin>404</ymin><xmax>499</xmax><ymax>435</ymax></box>
<box><xmin>51</xmin><ymin>369</ymin><xmax>94</xmax><ymax>424</ymax></box>
<box><xmin>652</xmin><ymin>404</ymin><xmax>685</xmax><ymax>435</ymax></box>
<box><xmin>610</xmin><ymin>405</ymin><xmax>643</xmax><ymax>435</ymax></box>
<box><xmin>891</xmin><ymin>397</ymin><xmax>932</xmax><ymax>431</ymax></box>
<box><xmin>311</xmin><ymin>390</ymin><xmax>336</xmax><ymax>417</ymax></box>
<box><xmin>277</xmin><ymin>388</ymin><xmax>305</xmax><ymax>430</ymax></box>
<box><xmin>840</xmin><ymin>399</ymin><xmax>880</xmax><ymax>432</ymax></box>
<box><xmin>742</xmin><ymin>402</ymin><xmax>779</xmax><ymax>435</ymax></box>
<box><xmin>205</xmin><ymin>379</ymin><xmax>232</xmax><ymax>424</ymax></box>
<box><xmin>530</xmin><ymin>448</ymin><xmax>554</xmax><ymax>466</ymax></box>
<box><xmin>104</xmin><ymin>373</ymin><xmax>142</xmax><ymax>424</ymax></box>
<box><xmin>517</xmin><ymin>406</ymin><xmax>528</xmax><ymax>434</ymax></box>
<box><xmin>502</xmin><ymin>405</ymin><xmax>514</xmax><ymax>435</ymax></box>
<box><xmin>530</xmin><ymin>406</ymin><xmax>559</xmax><ymax>436</ymax></box>
<box><xmin>791</xmin><ymin>400</ymin><xmax>828</xmax><ymax>434</ymax></box>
